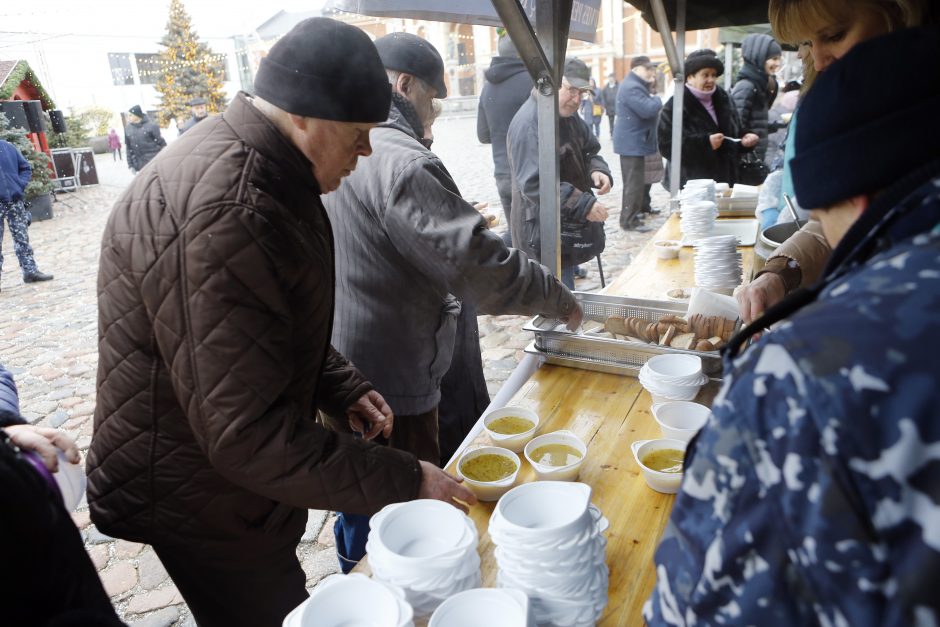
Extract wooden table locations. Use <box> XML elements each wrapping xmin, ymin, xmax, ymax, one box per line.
<box><xmin>356</xmin><ymin>213</ymin><xmax>756</xmax><ymax>625</ymax></box>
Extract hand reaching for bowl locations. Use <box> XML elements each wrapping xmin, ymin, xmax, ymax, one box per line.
<box><xmin>736</xmin><ymin>272</ymin><xmax>787</xmax><ymax>324</ymax></box>
<box><xmin>419</xmin><ymin>461</ymin><xmax>478</xmax><ymax>513</ymax></box>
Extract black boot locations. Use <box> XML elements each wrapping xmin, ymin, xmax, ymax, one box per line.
<box><xmin>23</xmin><ymin>270</ymin><xmax>53</xmax><ymax>283</ymax></box>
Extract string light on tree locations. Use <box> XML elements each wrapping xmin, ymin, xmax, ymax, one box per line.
<box><xmin>154</xmin><ymin>0</ymin><xmax>226</xmax><ymax>126</ymax></box>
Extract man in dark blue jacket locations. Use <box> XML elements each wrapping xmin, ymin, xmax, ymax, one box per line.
<box><xmin>0</xmin><ymin>139</ymin><xmax>52</xmax><ymax>291</ymax></box>
<box><xmin>477</xmin><ymin>35</ymin><xmax>533</xmax><ymax>245</ymax></box>
<box><xmin>613</xmin><ymin>55</ymin><xmax>662</xmax><ymax>232</ymax></box>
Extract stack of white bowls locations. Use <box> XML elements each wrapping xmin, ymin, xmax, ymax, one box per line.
<box><xmin>638</xmin><ymin>354</ymin><xmax>709</xmax><ymax>403</ymax></box>
<box><xmin>682</xmin><ymin>178</ymin><xmax>716</xmax><ymax>201</ymax></box>
<box><xmin>429</xmin><ymin>588</ymin><xmax>535</xmax><ymax>627</ymax></box>
<box><xmin>282</xmin><ymin>573</ymin><xmax>414</xmax><ymax>627</ymax></box>
<box><xmin>489</xmin><ymin>482</ymin><xmax>609</xmax><ymax>627</ymax></box>
<box><xmin>367</xmin><ymin>500</ymin><xmax>481</xmax><ymax>617</ymax></box>
<box><xmin>693</xmin><ymin>234</ymin><xmax>743</xmax><ymax>293</ymax></box>
<box><xmin>679</xmin><ymin>200</ymin><xmax>718</xmax><ymax>241</ymax></box>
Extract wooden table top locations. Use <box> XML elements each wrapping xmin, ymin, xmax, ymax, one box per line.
<box><xmin>355</xmin><ymin>212</ymin><xmax>755</xmax><ymax>625</ymax></box>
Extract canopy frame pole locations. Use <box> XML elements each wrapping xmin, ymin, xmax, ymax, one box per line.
<box><xmin>491</xmin><ymin>0</ymin><xmax>571</xmax><ymax>277</ymax></box>
<box><xmin>651</xmin><ymin>0</ymin><xmax>686</xmax><ymax>207</ymax></box>
<box><xmin>725</xmin><ymin>44</ymin><xmax>734</xmax><ymax>91</ymax></box>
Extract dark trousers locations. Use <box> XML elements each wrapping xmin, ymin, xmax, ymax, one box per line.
<box><xmin>607</xmin><ymin>114</ymin><xmax>616</xmax><ymax>136</ymax></box>
<box><xmin>153</xmin><ymin>541</ymin><xmax>307</xmax><ymax>627</ymax></box>
<box><xmin>325</xmin><ymin>407</ymin><xmax>440</xmax><ymax>572</ymax></box>
<box><xmin>495</xmin><ymin>174</ymin><xmax>513</xmax><ymax>246</ymax></box>
<box><xmin>0</xmin><ymin>199</ymin><xmax>38</xmax><ymax>275</ymax></box>
<box><xmin>619</xmin><ymin>156</ymin><xmax>647</xmax><ymax>229</ymax></box>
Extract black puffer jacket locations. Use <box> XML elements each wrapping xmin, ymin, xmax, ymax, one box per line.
<box><xmin>659</xmin><ymin>85</ymin><xmax>743</xmax><ymax>185</ymax></box>
<box><xmin>123</xmin><ymin>115</ymin><xmax>166</xmax><ymax>172</ymax></box>
<box><xmin>89</xmin><ymin>93</ymin><xmax>422</xmax><ymax>561</ymax></box>
<box><xmin>477</xmin><ymin>57</ymin><xmax>533</xmax><ymax>178</ymax></box>
<box><xmin>731</xmin><ymin>34</ymin><xmax>781</xmax><ymax>161</ymax></box>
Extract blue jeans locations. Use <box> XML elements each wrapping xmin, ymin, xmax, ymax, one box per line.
<box><xmin>561</xmin><ymin>265</ymin><xmax>576</xmax><ymax>290</ymax></box>
<box><xmin>333</xmin><ymin>513</ymin><xmax>370</xmax><ymax>574</ymax></box>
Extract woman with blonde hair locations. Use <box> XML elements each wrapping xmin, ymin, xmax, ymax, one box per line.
<box><xmin>736</xmin><ymin>0</ymin><xmax>937</xmax><ymax>324</ymax></box>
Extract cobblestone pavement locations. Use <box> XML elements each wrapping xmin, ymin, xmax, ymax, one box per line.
<box><xmin>0</xmin><ymin>114</ymin><xmax>667</xmax><ymax>625</ymax></box>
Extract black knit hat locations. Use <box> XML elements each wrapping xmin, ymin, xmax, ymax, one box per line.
<box><xmin>375</xmin><ymin>32</ymin><xmax>448</xmax><ymax>98</ymax></box>
<box><xmin>792</xmin><ymin>26</ymin><xmax>940</xmax><ymax>210</ymax></box>
<box><xmin>684</xmin><ymin>49</ymin><xmax>724</xmax><ymax>77</ymax></box>
<box><xmin>254</xmin><ymin>17</ymin><xmax>391</xmax><ymax>123</ymax></box>
<box><xmin>128</xmin><ymin>105</ymin><xmax>145</xmax><ymax>118</ymax></box>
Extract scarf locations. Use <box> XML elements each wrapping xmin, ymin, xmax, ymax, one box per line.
<box><xmin>687</xmin><ymin>84</ymin><xmax>718</xmax><ymax>125</ymax></box>
<box><xmin>391</xmin><ymin>92</ymin><xmax>430</xmax><ymax>147</ymax></box>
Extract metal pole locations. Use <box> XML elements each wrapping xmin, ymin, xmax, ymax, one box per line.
<box><xmin>725</xmin><ymin>43</ymin><xmax>733</xmax><ymax>91</ymax></box>
<box><xmin>650</xmin><ymin>0</ymin><xmax>686</xmax><ymax>203</ymax></box>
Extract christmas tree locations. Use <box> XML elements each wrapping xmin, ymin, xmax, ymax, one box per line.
<box><xmin>0</xmin><ymin>113</ymin><xmax>54</xmax><ymax>199</ymax></box>
<box><xmin>154</xmin><ymin>0</ymin><xmax>227</xmax><ymax>126</ymax></box>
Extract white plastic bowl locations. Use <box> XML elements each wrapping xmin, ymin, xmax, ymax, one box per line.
<box><xmin>482</xmin><ymin>406</ymin><xmax>540</xmax><ymax>453</ymax></box>
<box><xmin>429</xmin><ymin>588</ymin><xmax>532</xmax><ymax>627</ymax></box>
<box><xmin>296</xmin><ymin>573</ymin><xmax>413</xmax><ymax>627</ymax></box>
<box><xmin>457</xmin><ymin>446</ymin><xmax>520</xmax><ymax>502</ymax></box>
<box><xmin>523</xmin><ymin>430</ymin><xmax>587</xmax><ymax>482</ymax></box>
<box><xmin>645</xmin><ymin>354</ymin><xmax>703</xmax><ymax>381</ymax></box>
<box><xmin>631</xmin><ymin>439</ymin><xmax>687</xmax><ymax>494</ymax></box>
<box><xmin>651</xmin><ymin>401</ymin><xmax>710</xmax><ymax>442</ymax></box>
<box><xmin>491</xmin><ymin>481</ymin><xmax>593</xmax><ymax>542</ymax></box>
<box><xmin>374</xmin><ymin>499</ymin><xmax>473</xmax><ymax>558</ymax></box>
<box><xmin>654</xmin><ymin>240</ymin><xmax>681</xmax><ymax>260</ymax></box>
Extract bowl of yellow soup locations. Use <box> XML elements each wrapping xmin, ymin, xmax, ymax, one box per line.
<box><xmin>630</xmin><ymin>438</ymin><xmax>687</xmax><ymax>494</ymax></box>
<box><xmin>523</xmin><ymin>430</ymin><xmax>587</xmax><ymax>482</ymax></box>
<box><xmin>482</xmin><ymin>406</ymin><xmax>540</xmax><ymax>453</ymax></box>
<box><xmin>457</xmin><ymin>446</ymin><xmax>521</xmax><ymax>502</ymax></box>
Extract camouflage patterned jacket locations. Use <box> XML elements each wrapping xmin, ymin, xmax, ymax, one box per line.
<box><xmin>645</xmin><ymin>176</ymin><xmax>940</xmax><ymax>626</ymax></box>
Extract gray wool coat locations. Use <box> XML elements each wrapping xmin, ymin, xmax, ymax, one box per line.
<box><xmin>324</xmin><ymin>104</ymin><xmax>577</xmax><ymax>416</ymax></box>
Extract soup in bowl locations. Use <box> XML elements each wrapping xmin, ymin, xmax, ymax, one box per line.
<box><xmin>457</xmin><ymin>446</ymin><xmax>520</xmax><ymax>501</ymax></box>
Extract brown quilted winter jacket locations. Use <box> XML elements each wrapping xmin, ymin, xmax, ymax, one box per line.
<box><xmin>87</xmin><ymin>93</ymin><xmax>422</xmax><ymax>559</ymax></box>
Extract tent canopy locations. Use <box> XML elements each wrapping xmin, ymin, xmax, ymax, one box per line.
<box><xmin>629</xmin><ymin>1</ymin><xmax>769</xmax><ymax>31</ymax></box>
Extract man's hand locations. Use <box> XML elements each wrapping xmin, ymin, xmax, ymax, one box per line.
<box><xmin>418</xmin><ymin>461</ymin><xmax>478</xmax><ymax>513</ymax></box>
<box><xmin>591</xmin><ymin>171</ymin><xmax>612</xmax><ymax>195</ymax></box>
<box><xmin>586</xmin><ymin>201</ymin><xmax>609</xmax><ymax>222</ymax></box>
<box><xmin>561</xmin><ymin>302</ymin><xmax>584</xmax><ymax>331</ymax></box>
<box><xmin>741</xmin><ymin>133</ymin><xmax>759</xmax><ymax>148</ymax></box>
<box><xmin>347</xmin><ymin>390</ymin><xmax>394</xmax><ymax>440</ymax></box>
<box><xmin>471</xmin><ymin>201</ymin><xmax>489</xmax><ymax>213</ymax></box>
<box><xmin>709</xmin><ymin>133</ymin><xmax>725</xmax><ymax>151</ymax></box>
<box><xmin>4</xmin><ymin>424</ymin><xmax>80</xmax><ymax>472</ymax></box>
<box><xmin>736</xmin><ymin>272</ymin><xmax>787</xmax><ymax>324</ymax></box>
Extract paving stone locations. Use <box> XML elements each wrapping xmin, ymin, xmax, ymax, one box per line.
<box><xmin>301</xmin><ymin>509</ymin><xmax>329</xmax><ymax>543</ymax></box>
<box><xmin>128</xmin><ymin>606</ymin><xmax>180</xmax><ymax>627</ymax></box>
<box><xmin>125</xmin><ymin>585</ymin><xmax>184</xmax><ymax>615</ymax></box>
<box><xmin>301</xmin><ymin>548</ymin><xmax>341</xmax><ymax>585</ymax></box>
<box><xmin>72</xmin><ymin>509</ymin><xmax>92</xmax><ymax>530</ymax></box>
<box><xmin>88</xmin><ymin>543</ymin><xmax>110</xmax><ymax>570</ymax></box>
<box><xmin>101</xmin><ymin>561</ymin><xmax>138</xmax><ymax>597</ymax></box>
<box><xmin>137</xmin><ymin>549</ymin><xmax>170</xmax><ymax>589</ymax></box>
<box><xmin>47</xmin><ymin>388</ymin><xmax>74</xmax><ymax>401</ymax></box>
<box><xmin>85</xmin><ymin>525</ymin><xmax>115</xmax><ymax>544</ymax></box>
<box><xmin>47</xmin><ymin>409</ymin><xmax>70</xmax><ymax>428</ymax></box>
<box><xmin>115</xmin><ymin>539</ymin><xmax>145</xmax><ymax>559</ymax></box>
<box><xmin>317</xmin><ymin>514</ymin><xmax>337</xmax><ymax>548</ymax></box>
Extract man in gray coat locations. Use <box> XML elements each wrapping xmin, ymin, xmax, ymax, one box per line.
<box><xmin>323</xmin><ymin>32</ymin><xmax>581</xmax><ymax>570</ymax></box>
<box><xmin>613</xmin><ymin>55</ymin><xmax>662</xmax><ymax>232</ymax></box>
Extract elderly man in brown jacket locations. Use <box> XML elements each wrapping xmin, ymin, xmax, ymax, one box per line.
<box><xmin>87</xmin><ymin>18</ymin><xmax>474</xmax><ymax>627</ymax></box>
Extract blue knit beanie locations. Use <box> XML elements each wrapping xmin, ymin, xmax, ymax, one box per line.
<box><xmin>791</xmin><ymin>26</ymin><xmax>940</xmax><ymax>210</ymax></box>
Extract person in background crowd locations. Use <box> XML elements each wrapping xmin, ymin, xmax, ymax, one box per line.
<box><xmin>323</xmin><ymin>32</ymin><xmax>580</xmax><ymax>573</ymax></box>
<box><xmin>658</xmin><ymin>49</ymin><xmax>759</xmax><ymax>186</ymax></box>
<box><xmin>123</xmin><ymin>105</ymin><xmax>165</xmax><ymax>174</ymax></box>
<box><xmin>179</xmin><ymin>96</ymin><xmax>209</xmax><ymax>134</ymax></box>
<box><xmin>765</xmin><ymin>79</ymin><xmax>802</xmax><ymax>168</ymax></box>
<box><xmin>477</xmin><ymin>34</ymin><xmax>533</xmax><ymax>246</ymax></box>
<box><xmin>731</xmin><ymin>33</ymin><xmax>784</xmax><ymax>162</ymax></box>
<box><xmin>614</xmin><ymin>55</ymin><xmax>662</xmax><ymax>232</ymax></box>
<box><xmin>107</xmin><ymin>128</ymin><xmax>122</xmax><ymax>161</ymax></box>
<box><xmin>736</xmin><ymin>0</ymin><xmax>937</xmax><ymax>324</ymax></box>
<box><xmin>646</xmin><ymin>27</ymin><xmax>940</xmax><ymax>626</ymax></box>
<box><xmin>1</xmin><ymin>363</ymin><xmax>125</xmax><ymax>627</ymax></box>
<box><xmin>579</xmin><ymin>77</ymin><xmax>604</xmax><ymax>137</ymax></box>
<box><xmin>601</xmin><ymin>72</ymin><xmax>618</xmax><ymax>137</ymax></box>
<box><xmin>508</xmin><ymin>57</ymin><xmax>613</xmax><ymax>290</ymax></box>
<box><xmin>88</xmin><ymin>19</ymin><xmax>476</xmax><ymax>627</ymax></box>
<box><xmin>0</xmin><ymin>138</ymin><xmax>53</xmax><ymax>291</ymax></box>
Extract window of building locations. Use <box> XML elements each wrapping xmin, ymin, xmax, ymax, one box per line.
<box><xmin>135</xmin><ymin>53</ymin><xmax>162</xmax><ymax>85</ymax></box>
<box><xmin>108</xmin><ymin>53</ymin><xmax>134</xmax><ymax>86</ymax></box>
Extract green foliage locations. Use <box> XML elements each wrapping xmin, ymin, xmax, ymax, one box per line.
<box><xmin>155</xmin><ymin>0</ymin><xmax>227</xmax><ymax>126</ymax></box>
<box><xmin>80</xmin><ymin>107</ymin><xmax>114</xmax><ymax>136</ymax></box>
<box><xmin>0</xmin><ymin>112</ymin><xmax>54</xmax><ymax>199</ymax></box>
<box><xmin>0</xmin><ymin>61</ymin><xmax>56</xmax><ymax>109</ymax></box>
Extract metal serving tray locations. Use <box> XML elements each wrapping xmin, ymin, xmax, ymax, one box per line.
<box><xmin>524</xmin><ymin>293</ymin><xmax>729</xmax><ymax>378</ymax></box>
<box><xmin>717</xmin><ymin>195</ymin><xmax>758</xmax><ymax>217</ymax></box>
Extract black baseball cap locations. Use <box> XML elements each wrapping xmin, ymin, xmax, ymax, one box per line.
<box><xmin>631</xmin><ymin>55</ymin><xmax>654</xmax><ymax>69</ymax></box>
<box><xmin>563</xmin><ymin>57</ymin><xmax>591</xmax><ymax>89</ymax></box>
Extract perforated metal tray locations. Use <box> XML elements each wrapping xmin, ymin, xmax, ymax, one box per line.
<box><xmin>717</xmin><ymin>195</ymin><xmax>758</xmax><ymax>217</ymax></box>
<box><xmin>524</xmin><ymin>293</ymin><xmax>729</xmax><ymax>378</ymax></box>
